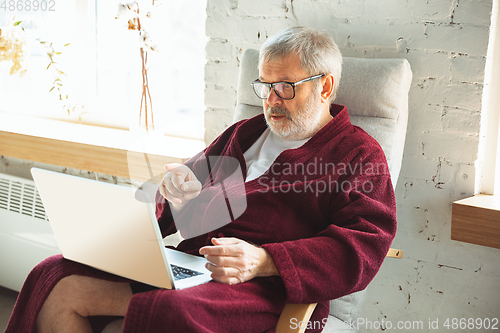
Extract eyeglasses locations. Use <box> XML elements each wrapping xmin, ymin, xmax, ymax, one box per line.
<box><xmin>251</xmin><ymin>74</ymin><xmax>325</xmax><ymax>100</ymax></box>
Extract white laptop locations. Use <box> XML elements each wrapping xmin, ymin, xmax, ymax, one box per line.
<box><xmin>31</xmin><ymin>167</ymin><xmax>212</xmax><ymax>290</ymax></box>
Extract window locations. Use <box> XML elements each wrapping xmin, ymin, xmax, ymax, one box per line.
<box><xmin>476</xmin><ymin>0</ymin><xmax>500</xmax><ymax>195</ymax></box>
<box><xmin>0</xmin><ymin>0</ymin><xmax>207</xmax><ymax>140</ymax></box>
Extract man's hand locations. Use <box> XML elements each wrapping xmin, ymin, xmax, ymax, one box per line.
<box><xmin>159</xmin><ymin>163</ymin><xmax>202</xmax><ymax>211</ymax></box>
<box><xmin>199</xmin><ymin>237</ymin><xmax>279</xmax><ymax>285</ymax></box>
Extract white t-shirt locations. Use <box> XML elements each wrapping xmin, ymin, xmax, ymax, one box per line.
<box><xmin>243</xmin><ymin>128</ymin><xmax>309</xmax><ymax>182</ymax></box>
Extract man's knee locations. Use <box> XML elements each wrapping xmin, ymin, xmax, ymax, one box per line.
<box><xmin>42</xmin><ymin>275</ymin><xmax>89</xmax><ymax>317</ymax></box>
<box><xmin>47</xmin><ymin>275</ymin><xmax>132</xmax><ymax>317</ymax></box>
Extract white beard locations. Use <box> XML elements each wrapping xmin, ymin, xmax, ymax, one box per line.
<box><xmin>265</xmin><ymin>92</ymin><xmax>324</xmax><ymax>141</ymax></box>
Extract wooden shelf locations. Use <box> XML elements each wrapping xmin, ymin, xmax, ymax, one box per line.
<box><xmin>451</xmin><ymin>195</ymin><xmax>500</xmax><ymax>249</ymax></box>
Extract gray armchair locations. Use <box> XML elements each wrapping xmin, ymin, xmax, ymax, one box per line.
<box><xmin>234</xmin><ymin>48</ymin><xmax>411</xmax><ymax>332</ymax></box>
<box><xmin>103</xmin><ymin>48</ymin><xmax>411</xmax><ymax>333</ymax></box>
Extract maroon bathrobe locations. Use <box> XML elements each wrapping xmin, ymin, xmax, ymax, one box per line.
<box><xmin>6</xmin><ymin>104</ymin><xmax>397</xmax><ymax>333</ymax></box>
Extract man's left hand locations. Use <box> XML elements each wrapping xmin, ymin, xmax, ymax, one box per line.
<box><xmin>199</xmin><ymin>237</ymin><xmax>279</xmax><ymax>285</ymax></box>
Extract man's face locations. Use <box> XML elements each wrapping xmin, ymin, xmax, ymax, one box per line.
<box><xmin>259</xmin><ymin>54</ymin><xmax>326</xmax><ymax>141</ymax></box>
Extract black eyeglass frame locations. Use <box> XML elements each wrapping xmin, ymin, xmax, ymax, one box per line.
<box><xmin>251</xmin><ymin>73</ymin><xmax>325</xmax><ymax>100</ymax></box>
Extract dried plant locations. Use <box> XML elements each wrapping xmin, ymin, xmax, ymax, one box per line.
<box><xmin>40</xmin><ymin>39</ymin><xmax>84</xmax><ymax>118</ymax></box>
<box><xmin>0</xmin><ymin>19</ymin><xmax>27</xmax><ymax>76</ymax></box>
<box><xmin>39</xmin><ymin>40</ymin><xmax>79</xmax><ymax>115</ymax></box>
<box><xmin>116</xmin><ymin>1</ymin><xmax>160</xmax><ymax>131</ymax></box>
<box><xmin>1</xmin><ymin>19</ymin><xmax>84</xmax><ymax>118</ymax></box>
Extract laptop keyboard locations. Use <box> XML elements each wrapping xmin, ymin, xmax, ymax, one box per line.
<box><xmin>171</xmin><ymin>264</ymin><xmax>204</xmax><ymax>281</ymax></box>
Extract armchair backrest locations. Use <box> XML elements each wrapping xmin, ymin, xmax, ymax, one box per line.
<box><xmin>234</xmin><ymin>48</ymin><xmax>412</xmax><ymax>189</ymax></box>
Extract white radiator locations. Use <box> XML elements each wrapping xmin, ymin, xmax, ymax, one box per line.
<box><xmin>0</xmin><ymin>173</ymin><xmax>60</xmax><ymax>292</ymax></box>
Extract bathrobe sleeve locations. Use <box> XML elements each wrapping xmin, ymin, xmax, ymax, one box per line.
<box><xmin>261</xmin><ymin>151</ymin><xmax>397</xmax><ymax>304</ymax></box>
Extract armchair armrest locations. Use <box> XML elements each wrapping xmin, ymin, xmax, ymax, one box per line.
<box><xmin>386</xmin><ymin>248</ymin><xmax>403</xmax><ymax>258</ymax></box>
<box><xmin>276</xmin><ymin>248</ymin><xmax>403</xmax><ymax>333</ymax></box>
<box><xmin>276</xmin><ymin>303</ymin><xmax>318</xmax><ymax>333</ymax></box>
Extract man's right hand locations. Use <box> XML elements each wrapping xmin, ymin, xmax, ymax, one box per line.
<box><xmin>159</xmin><ymin>164</ymin><xmax>202</xmax><ymax>211</ymax></box>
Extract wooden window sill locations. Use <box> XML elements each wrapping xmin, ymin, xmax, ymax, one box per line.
<box><xmin>0</xmin><ymin>112</ymin><xmax>206</xmax><ymax>181</ymax></box>
<box><xmin>451</xmin><ymin>194</ymin><xmax>500</xmax><ymax>249</ymax></box>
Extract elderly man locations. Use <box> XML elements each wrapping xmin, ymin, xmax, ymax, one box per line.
<box><xmin>7</xmin><ymin>27</ymin><xmax>396</xmax><ymax>333</ymax></box>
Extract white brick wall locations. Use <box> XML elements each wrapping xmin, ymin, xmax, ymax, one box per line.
<box><xmin>205</xmin><ymin>0</ymin><xmax>500</xmax><ymax>328</ymax></box>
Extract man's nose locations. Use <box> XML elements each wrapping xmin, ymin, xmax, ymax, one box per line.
<box><xmin>266</xmin><ymin>87</ymin><xmax>282</xmax><ymax>105</ymax></box>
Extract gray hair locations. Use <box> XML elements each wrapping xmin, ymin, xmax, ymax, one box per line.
<box><xmin>259</xmin><ymin>27</ymin><xmax>343</xmax><ymax>102</ymax></box>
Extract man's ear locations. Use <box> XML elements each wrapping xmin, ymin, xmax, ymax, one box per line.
<box><xmin>320</xmin><ymin>74</ymin><xmax>334</xmax><ymax>102</ymax></box>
